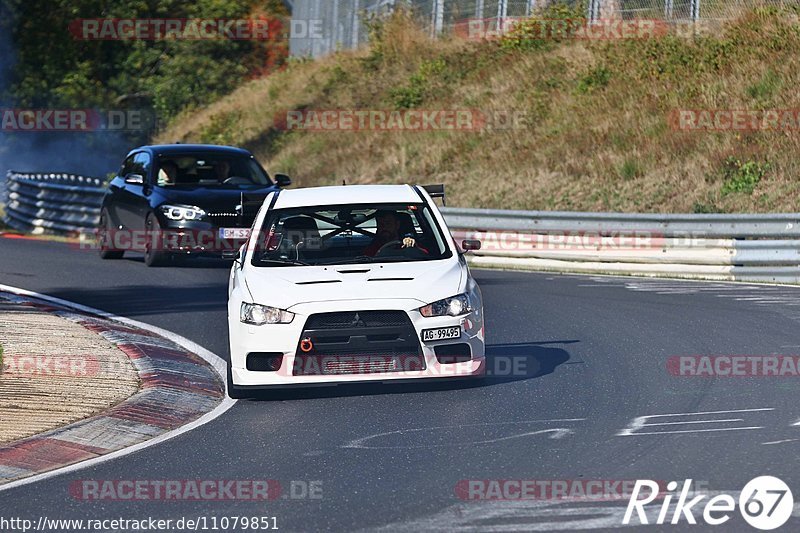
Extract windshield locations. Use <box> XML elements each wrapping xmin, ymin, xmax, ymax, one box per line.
<box><xmin>156</xmin><ymin>153</ymin><xmax>271</xmax><ymax>188</ymax></box>
<box><xmin>250</xmin><ymin>203</ymin><xmax>452</xmax><ymax>267</ymax></box>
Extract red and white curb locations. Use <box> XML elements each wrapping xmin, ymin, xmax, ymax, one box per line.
<box><xmin>0</xmin><ymin>284</ymin><xmax>236</xmax><ymax>492</ymax></box>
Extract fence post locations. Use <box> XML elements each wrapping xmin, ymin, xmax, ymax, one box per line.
<box><xmin>691</xmin><ymin>0</ymin><xmax>700</xmax><ymax>21</ymax></box>
<box><xmin>587</xmin><ymin>0</ymin><xmax>600</xmax><ymax>22</ymax></box>
<box><xmin>496</xmin><ymin>0</ymin><xmax>508</xmax><ymax>22</ymax></box>
<box><xmin>526</xmin><ymin>0</ymin><xmax>536</xmax><ymax>16</ymax></box>
<box><xmin>351</xmin><ymin>0</ymin><xmax>360</xmax><ymax>47</ymax></box>
<box><xmin>331</xmin><ymin>0</ymin><xmax>339</xmax><ymax>51</ymax></box>
<box><xmin>311</xmin><ymin>0</ymin><xmax>321</xmax><ymax>56</ymax></box>
<box><xmin>475</xmin><ymin>0</ymin><xmax>485</xmax><ymax>18</ymax></box>
<box><xmin>432</xmin><ymin>0</ymin><xmax>445</xmax><ymax>36</ymax></box>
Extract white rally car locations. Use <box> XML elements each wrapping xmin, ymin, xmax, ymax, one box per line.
<box><xmin>226</xmin><ymin>184</ymin><xmax>484</xmax><ymax>398</ymax></box>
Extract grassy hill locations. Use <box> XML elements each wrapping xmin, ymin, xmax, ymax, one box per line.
<box><xmin>157</xmin><ymin>6</ymin><xmax>800</xmax><ymax>213</ymax></box>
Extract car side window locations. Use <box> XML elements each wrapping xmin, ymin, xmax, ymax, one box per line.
<box><xmin>132</xmin><ymin>152</ymin><xmax>152</xmax><ymax>181</ymax></box>
<box><xmin>120</xmin><ymin>156</ymin><xmax>135</xmax><ymax>177</ymax></box>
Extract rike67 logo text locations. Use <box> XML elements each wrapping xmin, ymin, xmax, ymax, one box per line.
<box><xmin>624</xmin><ymin>477</ymin><xmax>793</xmax><ymax>530</ymax></box>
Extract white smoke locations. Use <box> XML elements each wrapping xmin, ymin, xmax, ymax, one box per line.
<box><xmin>0</xmin><ymin>4</ymin><xmax>145</xmax><ymax>186</ymax></box>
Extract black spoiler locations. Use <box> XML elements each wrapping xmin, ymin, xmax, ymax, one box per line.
<box><xmin>421</xmin><ymin>184</ymin><xmax>446</xmax><ymax>206</ymax></box>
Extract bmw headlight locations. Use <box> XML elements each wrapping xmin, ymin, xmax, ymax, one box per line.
<box><xmin>240</xmin><ymin>303</ymin><xmax>295</xmax><ymax>325</ymax></box>
<box><xmin>419</xmin><ymin>294</ymin><xmax>472</xmax><ymax>317</ymax></box>
<box><xmin>160</xmin><ymin>205</ymin><xmax>206</xmax><ymax>221</ymax></box>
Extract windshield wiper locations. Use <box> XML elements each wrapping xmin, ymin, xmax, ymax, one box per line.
<box><xmin>321</xmin><ymin>256</ymin><xmax>421</xmax><ymax>266</ymax></box>
<box><xmin>320</xmin><ymin>256</ymin><xmax>376</xmax><ymax>266</ymax></box>
<box><xmin>256</xmin><ymin>258</ymin><xmax>310</xmax><ymax>267</ymax></box>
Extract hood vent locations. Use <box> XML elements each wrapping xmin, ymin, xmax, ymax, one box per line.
<box><xmin>296</xmin><ymin>280</ymin><xmax>342</xmax><ymax>285</ymax></box>
<box><xmin>368</xmin><ymin>278</ymin><xmax>414</xmax><ymax>282</ymax></box>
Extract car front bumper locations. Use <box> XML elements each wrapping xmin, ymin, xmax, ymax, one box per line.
<box><xmin>229</xmin><ymin>298</ymin><xmax>485</xmax><ymax>387</ymax></box>
<box><xmin>156</xmin><ymin>223</ymin><xmax>247</xmax><ymax>255</ymax></box>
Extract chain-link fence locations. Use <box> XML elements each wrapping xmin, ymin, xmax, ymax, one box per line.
<box><xmin>289</xmin><ymin>0</ymin><xmax>799</xmax><ymax>57</ymax></box>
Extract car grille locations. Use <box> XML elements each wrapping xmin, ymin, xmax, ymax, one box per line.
<box><xmin>294</xmin><ymin>354</ymin><xmax>424</xmax><ymax>375</ymax></box>
<box><xmin>293</xmin><ymin>311</ymin><xmax>424</xmax><ymax>376</ymax></box>
<box><xmin>304</xmin><ymin>311</ymin><xmax>409</xmax><ymax>329</ymax></box>
<box><xmin>206</xmin><ymin>212</ymin><xmax>250</xmax><ymax>228</ymax></box>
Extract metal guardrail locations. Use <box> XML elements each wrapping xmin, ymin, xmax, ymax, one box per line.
<box><xmin>2</xmin><ymin>171</ymin><xmax>106</xmax><ymax>234</ymax></box>
<box><xmin>443</xmin><ymin>207</ymin><xmax>800</xmax><ymax>284</ymax></box>
<box><xmin>2</xmin><ymin>172</ymin><xmax>800</xmax><ymax>284</ymax></box>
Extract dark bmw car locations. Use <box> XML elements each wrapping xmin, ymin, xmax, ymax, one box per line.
<box><xmin>98</xmin><ymin>144</ymin><xmax>291</xmax><ymax>266</ymax></box>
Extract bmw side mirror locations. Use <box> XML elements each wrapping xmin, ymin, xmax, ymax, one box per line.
<box><xmin>274</xmin><ymin>173</ymin><xmax>292</xmax><ymax>188</ymax></box>
<box><xmin>222</xmin><ymin>250</ymin><xmax>241</xmax><ymax>261</ymax></box>
<box><xmin>461</xmin><ymin>239</ymin><xmax>482</xmax><ymax>253</ymax></box>
<box><xmin>124</xmin><ymin>173</ymin><xmax>144</xmax><ymax>185</ymax></box>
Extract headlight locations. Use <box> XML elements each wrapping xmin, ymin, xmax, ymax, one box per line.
<box><xmin>160</xmin><ymin>205</ymin><xmax>206</xmax><ymax>221</ymax></box>
<box><xmin>240</xmin><ymin>302</ymin><xmax>295</xmax><ymax>325</ymax></box>
<box><xmin>419</xmin><ymin>294</ymin><xmax>472</xmax><ymax>317</ymax></box>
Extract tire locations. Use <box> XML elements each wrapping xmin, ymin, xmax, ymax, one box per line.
<box><xmin>144</xmin><ymin>213</ymin><xmax>172</xmax><ymax>267</ymax></box>
<box><xmin>227</xmin><ymin>363</ymin><xmax>250</xmax><ymax>400</ymax></box>
<box><xmin>98</xmin><ymin>209</ymin><xmax>124</xmax><ymax>260</ymax></box>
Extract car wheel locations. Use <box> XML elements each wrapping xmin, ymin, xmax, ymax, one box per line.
<box><xmin>227</xmin><ymin>363</ymin><xmax>249</xmax><ymax>400</ymax></box>
<box><xmin>98</xmin><ymin>209</ymin><xmax>124</xmax><ymax>260</ymax></box>
<box><xmin>144</xmin><ymin>213</ymin><xmax>171</xmax><ymax>267</ymax></box>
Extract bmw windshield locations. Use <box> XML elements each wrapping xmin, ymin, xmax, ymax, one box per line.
<box><xmin>250</xmin><ymin>203</ymin><xmax>453</xmax><ymax>267</ymax></box>
<box><xmin>156</xmin><ymin>154</ymin><xmax>272</xmax><ymax>188</ymax></box>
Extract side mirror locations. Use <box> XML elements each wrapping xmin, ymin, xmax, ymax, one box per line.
<box><xmin>124</xmin><ymin>173</ymin><xmax>144</xmax><ymax>185</ymax></box>
<box><xmin>222</xmin><ymin>250</ymin><xmax>241</xmax><ymax>261</ymax></box>
<box><xmin>274</xmin><ymin>173</ymin><xmax>292</xmax><ymax>188</ymax></box>
<box><xmin>461</xmin><ymin>239</ymin><xmax>482</xmax><ymax>253</ymax></box>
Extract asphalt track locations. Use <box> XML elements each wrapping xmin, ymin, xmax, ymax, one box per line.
<box><xmin>2</xmin><ymin>236</ymin><xmax>800</xmax><ymax>531</ymax></box>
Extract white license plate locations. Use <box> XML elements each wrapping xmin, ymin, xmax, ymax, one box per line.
<box><xmin>219</xmin><ymin>228</ymin><xmax>251</xmax><ymax>240</ymax></box>
<box><xmin>422</xmin><ymin>326</ymin><xmax>461</xmax><ymax>342</ymax></box>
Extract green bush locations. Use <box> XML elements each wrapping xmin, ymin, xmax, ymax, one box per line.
<box><xmin>619</xmin><ymin>158</ymin><xmax>642</xmax><ymax>180</ymax></box>
<box><xmin>499</xmin><ymin>2</ymin><xmax>586</xmax><ymax>52</ymax></box>
<box><xmin>720</xmin><ymin>157</ymin><xmax>770</xmax><ymax>195</ymax></box>
<box><xmin>746</xmin><ymin>70</ymin><xmax>781</xmax><ymax>101</ymax></box>
<box><xmin>391</xmin><ymin>59</ymin><xmax>447</xmax><ymax>109</ymax></box>
<box><xmin>576</xmin><ymin>65</ymin><xmax>611</xmax><ymax>94</ymax></box>
<box><xmin>200</xmin><ymin>111</ymin><xmax>245</xmax><ymax>146</ymax></box>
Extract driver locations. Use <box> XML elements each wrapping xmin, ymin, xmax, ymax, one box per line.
<box><xmin>214</xmin><ymin>160</ymin><xmax>231</xmax><ymax>182</ymax></box>
<box><xmin>363</xmin><ymin>210</ymin><xmax>416</xmax><ymax>257</ymax></box>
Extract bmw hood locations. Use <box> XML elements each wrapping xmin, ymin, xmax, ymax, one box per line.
<box><xmin>156</xmin><ymin>186</ymin><xmax>276</xmax><ymax>212</ymax></box>
<box><xmin>243</xmin><ymin>259</ymin><xmax>466</xmax><ymax>311</ymax></box>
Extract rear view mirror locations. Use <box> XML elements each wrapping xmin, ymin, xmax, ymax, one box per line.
<box><xmin>274</xmin><ymin>174</ymin><xmax>292</xmax><ymax>188</ymax></box>
<box><xmin>222</xmin><ymin>250</ymin><xmax>241</xmax><ymax>261</ymax></box>
<box><xmin>124</xmin><ymin>173</ymin><xmax>144</xmax><ymax>185</ymax></box>
<box><xmin>461</xmin><ymin>239</ymin><xmax>482</xmax><ymax>253</ymax></box>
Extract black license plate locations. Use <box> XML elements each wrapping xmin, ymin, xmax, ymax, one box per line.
<box><xmin>422</xmin><ymin>326</ymin><xmax>461</xmax><ymax>342</ymax></box>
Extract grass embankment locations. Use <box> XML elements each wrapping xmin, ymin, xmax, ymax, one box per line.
<box><xmin>158</xmin><ymin>6</ymin><xmax>800</xmax><ymax>213</ymax></box>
